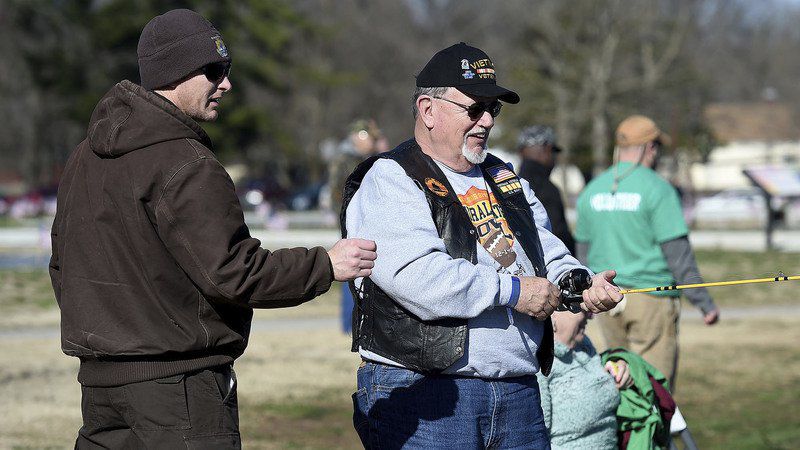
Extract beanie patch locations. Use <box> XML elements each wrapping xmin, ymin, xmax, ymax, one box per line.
<box><xmin>213</xmin><ymin>36</ymin><xmax>228</xmax><ymax>58</ymax></box>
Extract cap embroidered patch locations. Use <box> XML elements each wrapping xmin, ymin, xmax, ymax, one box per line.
<box><xmin>469</xmin><ymin>58</ymin><xmax>496</xmax><ymax>80</ymax></box>
<box><xmin>461</xmin><ymin>59</ymin><xmax>469</xmax><ymax>70</ymax></box>
<box><xmin>213</xmin><ymin>36</ymin><xmax>228</xmax><ymax>57</ymax></box>
<box><xmin>425</xmin><ymin>178</ymin><xmax>449</xmax><ymax>197</ymax></box>
<box><xmin>462</xmin><ymin>70</ymin><xmax>475</xmax><ymax>79</ymax></box>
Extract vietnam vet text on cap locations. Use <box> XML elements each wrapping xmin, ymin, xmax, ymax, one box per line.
<box><xmin>416</xmin><ymin>42</ymin><xmax>520</xmax><ymax>104</ymax></box>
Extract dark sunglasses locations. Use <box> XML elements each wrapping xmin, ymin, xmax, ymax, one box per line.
<box><xmin>434</xmin><ymin>97</ymin><xmax>502</xmax><ymax>120</ymax></box>
<box><xmin>202</xmin><ymin>62</ymin><xmax>231</xmax><ymax>84</ymax></box>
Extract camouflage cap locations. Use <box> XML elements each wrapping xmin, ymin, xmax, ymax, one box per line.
<box><xmin>517</xmin><ymin>125</ymin><xmax>561</xmax><ymax>152</ymax></box>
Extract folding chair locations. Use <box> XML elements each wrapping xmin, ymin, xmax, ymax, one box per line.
<box><xmin>669</xmin><ymin>406</ymin><xmax>699</xmax><ymax>450</ymax></box>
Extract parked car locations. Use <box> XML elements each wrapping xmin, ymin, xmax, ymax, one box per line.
<box><xmin>286</xmin><ymin>182</ymin><xmax>326</xmax><ymax>211</ymax></box>
<box><xmin>690</xmin><ymin>187</ymin><xmax>768</xmax><ymax>229</ymax></box>
<box><xmin>235</xmin><ymin>177</ymin><xmax>287</xmax><ymax>211</ymax></box>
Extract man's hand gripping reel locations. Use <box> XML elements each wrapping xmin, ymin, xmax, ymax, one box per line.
<box><xmin>557</xmin><ymin>269</ymin><xmax>592</xmax><ymax>314</ymax></box>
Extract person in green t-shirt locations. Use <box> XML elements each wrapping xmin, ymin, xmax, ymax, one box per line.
<box><xmin>575</xmin><ymin>115</ymin><xmax>720</xmax><ymax>389</ymax></box>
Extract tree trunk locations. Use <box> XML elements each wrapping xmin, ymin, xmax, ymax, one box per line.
<box><xmin>589</xmin><ymin>30</ymin><xmax>618</xmax><ymax>176</ymax></box>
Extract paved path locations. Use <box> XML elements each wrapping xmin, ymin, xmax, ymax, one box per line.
<box><xmin>3</xmin><ymin>227</ymin><xmax>800</xmax><ymax>253</ymax></box>
<box><xmin>1</xmin><ymin>307</ymin><xmax>796</xmax><ymax>341</ymax></box>
<box><xmin>687</xmin><ymin>230</ymin><xmax>800</xmax><ymax>252</ymax></box>
<box><xmin>3</xmin><ymin>228</ymin><xmax>800</xmax><ymax>269</ymax></box>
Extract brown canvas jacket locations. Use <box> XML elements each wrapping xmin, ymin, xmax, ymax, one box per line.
<box><xmin>50</xmin><ymin>80</ymin><xmax>333</xmax><ymax>386</ymax></box>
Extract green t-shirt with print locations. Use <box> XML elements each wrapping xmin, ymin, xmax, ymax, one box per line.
<box><xmin>575</xmin><ymin>162</ymin><xmax>688</xmax><ymax>296</ymax></box>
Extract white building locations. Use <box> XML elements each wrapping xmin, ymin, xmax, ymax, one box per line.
<box><xmin>691</xmin><ymin>102</ymin><xmax>800</xmax><ymax>192</ymax></box>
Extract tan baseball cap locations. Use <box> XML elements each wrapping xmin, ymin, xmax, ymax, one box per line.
<box><xmin>615</xmin><ymin>115</ymin><xmax>671</xmax><ymax>147</ymax></box>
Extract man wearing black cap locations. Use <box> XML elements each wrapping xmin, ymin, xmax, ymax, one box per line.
<box><xmin>50</xmin><ymin>9</ymin><xmax>376</xmax><ymax>448</ymax></box>
<box><xmin>342</xmin><ymin>42</ymin><xmax>622</xmax><ymax>447</ymax></box>
<box><xmin>517</xmin><ymin>125</ymin><xmax>576</xmax><ymax>254</ymax></box>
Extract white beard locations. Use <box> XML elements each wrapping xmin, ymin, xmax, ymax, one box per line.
<box><xmin>461</xmin><ymin>135</ymin><xmax>487</xmax><ymax>164</ymax></box>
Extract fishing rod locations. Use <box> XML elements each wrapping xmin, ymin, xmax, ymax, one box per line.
<box><xmin>618</xmin><ymin>274</ymin><xmax>800</xmax><ymax>295</ymax></box>
<box><xmin>558</xmin><ymin>271</ymin><xmax>800</xmax><ymax>313</ymax></box>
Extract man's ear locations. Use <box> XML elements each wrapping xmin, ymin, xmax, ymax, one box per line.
<box><xmin>418</xmin><ymin>96</ymin><xmax>435</xmax><ymax>129</ymax></box>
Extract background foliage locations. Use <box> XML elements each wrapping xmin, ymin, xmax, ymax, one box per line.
<box><xmin>2</xmin><ymin>0</ymin><xmax>800</xmax><ymax>188</ymax></box>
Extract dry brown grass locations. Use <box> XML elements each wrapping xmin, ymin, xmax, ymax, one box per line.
<box><xmin>3</xmin><ymin>317</ymin><xmax>799</xmax><ymax>449</ymax></box>
<box><xmin>2</xmin><ymin>252</ymin><xmax>800</xmax><ymax>448</ymax></box>
<box><xmin>0</xmin><ymin>270</ymin><xmax>342</xmax><ymax>328</ymax></box>
<box><xmin>0</xmin><ymin>326</ymin><xmax>360</xmax><ymax>449</ymax></box>
<box><xmin>694</xmin><ymin>250</ymin><xmax>800</xmax><ymax>308</ymax></box>
<box><xmin>0</xmin><ymin>337</ymin><xmax>81</xmax><ymax>449</ymax></box>
<box><xmin>674</xmin><ymin>316</ymin><xmax>800</xmax><ymax>449</ymax></box>
<box><xmin>0</xmin><ymin>269</ymin><xmax>60</xmax><ymax>328</ymax></box>
<box><xmin>236</xmin><ymin>329</ymin><xmax>361</xmax><ymax>449</ymax></box>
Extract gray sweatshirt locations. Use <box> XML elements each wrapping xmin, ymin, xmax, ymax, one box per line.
<box><xmin>346</xmin><ymin>157</ymin><xmax>587</xmax><ymax>378</ymax></box>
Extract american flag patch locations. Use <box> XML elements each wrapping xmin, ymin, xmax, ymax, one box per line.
<box><xmin>487</xmin><ymin>165</ymin><xmax>516</xmax><ymax>183</ymax></box>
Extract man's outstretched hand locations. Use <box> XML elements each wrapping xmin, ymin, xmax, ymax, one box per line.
<box><xmin>582</xmin><ymin>270</ymin><xmax>624</xmax><ymax>313</ymax></box>
<box><xmin>328</xmin><ymin>239</ymin><xmax>377</xmax><ymax>281</ymax></box>
<box><xmin>703</xmin><ymin>307</ymin><xmax>720</xmax><ymax>325</ymax></box>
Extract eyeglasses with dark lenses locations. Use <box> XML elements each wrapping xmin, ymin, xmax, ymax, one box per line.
<box><xmin>202</xmin><ymin>62</ymin><xmax>231</xmax><ymax>83</ymax></box>
<box><xmin>434</xmin><ymin>97</ymin><xmax>502</xmax><ymax>119</ymax></box>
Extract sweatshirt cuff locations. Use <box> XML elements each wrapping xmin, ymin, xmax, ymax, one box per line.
<box><xmin>496</xmin><ymin>274</ymin><xmax>519</xmax><ymax>307</ymax></box>
<box><xmin>687</xmin><ymin>291</ymin><xmax>716</xmax><ymax>314</ymax></box>
<box><xmin>508</xmin><ymin>276</ymin><xmax>521</xmax><ymax>307</ymax></box>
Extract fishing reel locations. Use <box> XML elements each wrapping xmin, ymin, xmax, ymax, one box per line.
<box><xmin>557</xmin><ymin>269</ymin><xmax>592</xmax><ymax>314</ymax></box>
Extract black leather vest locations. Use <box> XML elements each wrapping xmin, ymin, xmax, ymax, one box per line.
<box><xmin>341</xmin><ymin>139</ymin><xmax>554</xmax><ymax>376</ymax></box>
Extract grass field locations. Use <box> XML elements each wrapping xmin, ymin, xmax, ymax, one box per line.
<box><xmin>1</xmin><ymin>250</ymin><xmax>799</xmax><ymax>448</ymax></box>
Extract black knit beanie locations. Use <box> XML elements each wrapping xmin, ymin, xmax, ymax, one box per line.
<box><xmin>137</xmin><ymin>9</ymin><xmax>232</xmax><ymax>90</ymax></box>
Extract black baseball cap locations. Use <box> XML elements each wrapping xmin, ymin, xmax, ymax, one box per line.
<box><xmin>416</xmin><ymin>42</ymin><xmax>520</xmax><ymax>104</ymax></box>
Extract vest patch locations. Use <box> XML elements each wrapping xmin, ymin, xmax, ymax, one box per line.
<box><xmin>425</xmin><ymin>177</ymin><xmax>449</xmax><ymax>197</ymax></box>
<box><xmin>487</xmin><ymin>164</ymin><xmax>522</xmax><ymax>195</ymax></box>
<box><xmin>497</xmin><ymin>179</ymin><xmax>522</xmax><ymax>194</ymax></box>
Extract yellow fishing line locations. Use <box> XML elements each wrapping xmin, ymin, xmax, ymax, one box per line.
<box><xmin>619</xmin><ymin>275</ymin><xmax>800</xmax><ymax>295</ymax></box>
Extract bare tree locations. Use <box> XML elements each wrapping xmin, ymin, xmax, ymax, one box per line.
<box><xmin>504</xmin><ymin>0</ymin><xmax>699</xmax><ymax>176</ymax></box>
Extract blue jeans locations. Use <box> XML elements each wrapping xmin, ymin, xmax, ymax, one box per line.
<box><xmin>341</xmin><ymin>282</ymin><xmax>354</xmax><ymax>334</ymax></box>
<box><xmin>353</xmin><ymin>362</ymin><xmax>550</xmax><ymax>449</ymax></box>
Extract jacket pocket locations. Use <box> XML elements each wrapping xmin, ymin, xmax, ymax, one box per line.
<box><xmin>208</xmin><ymin>366</ymin><xmax>237</xmax><ymax>404</ymax></box>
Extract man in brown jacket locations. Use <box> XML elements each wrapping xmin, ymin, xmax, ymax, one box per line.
<box><xmin>49</xmin><ymin>9</ymin><xmax>376</xmax><ymax>449</ymax></box>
